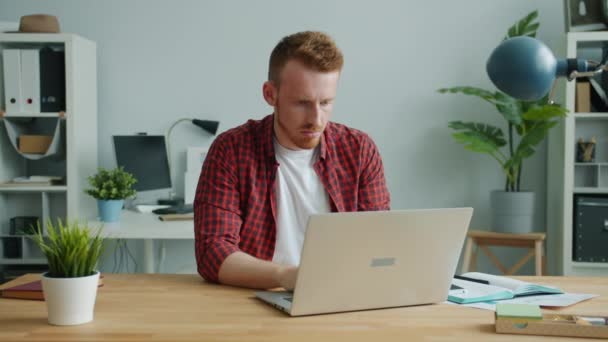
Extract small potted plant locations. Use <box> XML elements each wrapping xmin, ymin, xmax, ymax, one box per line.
<box><xmin>85</xmin><ymin>167</ymin><xmax>136</xmax><ymax>222</ymax></box>
<box><xmin>31</xmin><ymin>219</ymin><xmax>104</xmax><ymax>325</ymax></box>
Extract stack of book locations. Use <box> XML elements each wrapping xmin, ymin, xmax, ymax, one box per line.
<box><xmin>1</xmin><ymin>276</ymin><xmax>104</xmax><ymax>301</ymax></box>
<box><xmin>0</xmin><ymin>176</ymin><xmax>64</xmax><ymax>187</ymax></box>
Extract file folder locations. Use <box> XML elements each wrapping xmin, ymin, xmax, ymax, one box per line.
<box><xmin>2</xmin><ymin>49</ymin><xmax>22</xmax><ymax>114</ymax></box>
<box><xmin>20</xmin><ymin>49</ymin><xmax>41</xmax><ymax>114</ymax></box>
<box><xmin>184</xmin><ymin>170</ymin><xmax>199</xmax><ymax>204</ymax></box>
<box><xmin>39</xmin><ymin>47</ymin><xmax>66</xmax><ymax>112</ymax></box>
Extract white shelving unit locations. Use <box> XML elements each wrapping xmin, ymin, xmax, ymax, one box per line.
<box><xmin>0</xmin><ymin>34</ymin><xmax>97</xmax><ymax>270</ymax></box>
<box><xmin>547</xmin><ymin>32</ymin><xmax>608</xmax><ymax>276</ymax></box>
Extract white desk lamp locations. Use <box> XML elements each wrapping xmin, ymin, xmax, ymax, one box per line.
<box><xmin>163</xmin><ymin>118</ymin><xmax>219</xmax><ymax>206</ymax></box>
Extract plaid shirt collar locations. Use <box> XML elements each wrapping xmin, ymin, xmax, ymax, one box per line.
<box><xmin>262</xmin><ymin>113</ymin><xmax>329</xmax><ymax>162</ymax></box>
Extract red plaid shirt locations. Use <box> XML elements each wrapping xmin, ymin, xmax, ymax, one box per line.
<box><xmin>194</xmin><ymin>114</ymin><xmax>390</xmax><ymax>282</ymax></box>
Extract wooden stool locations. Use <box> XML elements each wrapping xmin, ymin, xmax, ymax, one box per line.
<box><xmin>461</xmin><ymin>230</ymin><xmax>546</xmax><ymax>276</ymax></box>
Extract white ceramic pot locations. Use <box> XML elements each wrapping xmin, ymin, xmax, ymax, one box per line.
<box><xmin>41</xmin><ymin>271</ymin><xmax>100</xmax><ymax>325</ymax></box>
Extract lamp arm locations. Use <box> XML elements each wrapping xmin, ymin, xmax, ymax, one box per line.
<box><xmin>165</xmin><ymin>118</ymin><xmax>193</xmax><ymax>199</ymax></box>
<box><xmin>546</xmin><ymin>59</ymin><xmax>608</xmax><ymax>104</ymax></box>
<box><xmin>547</xmin><ymin>80</ymin><xmax>559</xmax><ymax>105</ymax></box>
<box><xmin>566</xmin><ymin>60</ymin><xmax>608</xmax><ymax>81</ymax></box>
<box><xmin>166</xmin><ymin>118</ymin><xmax>193</xmax><ymax>140</ymax></box>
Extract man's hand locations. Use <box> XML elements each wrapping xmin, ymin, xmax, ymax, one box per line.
<box><xmin>275</xmin><ymin>265</ymin><xmax>298</xmax><ymax>291</ymax></box>
<box><xmin>218</xmin><ymin>252</ymin><xmax>299</xmax><ymax>289</ymax></box>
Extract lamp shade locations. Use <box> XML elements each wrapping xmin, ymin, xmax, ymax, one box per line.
<box><xmin>486</xmin><ymin>36</ymin><xmax>559</xmax><ymax>101</ymax></box>
<box><xmin>192</xmin><ymin>119</ymin><xmax>219</xmax><ymax>135</ymax></box>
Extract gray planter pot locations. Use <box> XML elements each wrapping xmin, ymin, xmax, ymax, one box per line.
<box><xmin>490</xmin><ymin>190</ymin><xmax>535</xmax><ymax>234</ymax></box>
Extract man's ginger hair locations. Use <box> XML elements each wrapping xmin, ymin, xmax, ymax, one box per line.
<box><xmin>268</xmin><ymin>31</ymin><xmax>344</xmax><ymax>84</ymax></box>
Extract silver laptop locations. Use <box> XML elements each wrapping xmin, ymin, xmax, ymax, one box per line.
<box><xmin>255</xmin><ymin>208</ymin><xmax>473</xmax><ymax>316</ymax></box>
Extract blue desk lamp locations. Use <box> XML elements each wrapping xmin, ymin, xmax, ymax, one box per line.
<box><xmin>486</xmin><ymin>36</ymin><xmax>605</xmax><ymax>101</ymax></box>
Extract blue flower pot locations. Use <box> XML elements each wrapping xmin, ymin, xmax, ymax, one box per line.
<box><xmin>97</xmin><ymin>199</ymin><xmax>124</xmax><ymax>222</ymax></box>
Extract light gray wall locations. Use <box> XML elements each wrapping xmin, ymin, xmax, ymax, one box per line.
<box><xmin>0</xmin><ymin>0</ymin><xmax>566</xmax><ymax>275</ymax></box>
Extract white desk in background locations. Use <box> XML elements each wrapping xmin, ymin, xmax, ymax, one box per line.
<box><xmin>89</xmin><ymin>210</ymin><xmax>194</xmax><ymax>273</ymax></box>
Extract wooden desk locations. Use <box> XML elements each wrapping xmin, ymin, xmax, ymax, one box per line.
<box><xmin>0</xmin><ymin>274</ymin><xmax>606</xmax><ymax>341</ymax></box>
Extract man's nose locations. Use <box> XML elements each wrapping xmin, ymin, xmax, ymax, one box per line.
<box><xmin>309</xmin><ymin>104</ymin><xmax>322</xmax><ymax>127</ymax></box>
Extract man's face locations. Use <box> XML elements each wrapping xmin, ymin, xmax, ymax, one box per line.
<box><xmin>263</xmin><ymin>59</ymin><xmax>340</xmax><ymax>150</ymax></box>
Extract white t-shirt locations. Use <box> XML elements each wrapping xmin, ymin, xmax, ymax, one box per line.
<box><xmin>272</xmin><ymin>139</ymin><xmax>331</xmax><ymax>266</ymax></box>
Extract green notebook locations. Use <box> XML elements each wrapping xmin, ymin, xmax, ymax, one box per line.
<box><xmin>496</xmin><ymin>303</ymin><xmax>542</xmax><ymax>321</ymax></box>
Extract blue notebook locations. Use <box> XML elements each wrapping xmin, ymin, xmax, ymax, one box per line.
<box><xmin>448</xmin><ymin>272</ymin><xmax>562</xmax><ymax>304</ymax></box>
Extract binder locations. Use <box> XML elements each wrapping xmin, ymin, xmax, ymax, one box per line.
<box><xmin>2</xmin><ymin>49</ymin><xmax>22</xmax><ymax>114</ymax></box>
<box><xmin>20</xmin><ymin>49</ymin><xmax>41</xmax><ymax>114</ymax></box>
<box><xmin>186</xmin><ymin>147</ymin><xmax>208</xmax><ymax>172</ymax></box>
<box><xmin>184</xmin><ymin>170</ymin><xmax>199</xmax><ymax>204</ymax></box>
<box><xmin>39</xmin><ymin>47</ymin><xmax>66</xmax><ymax>112</ymax></box>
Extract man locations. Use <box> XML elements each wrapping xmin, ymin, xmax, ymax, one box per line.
<box><xmin>194</xmin><ymin>31</ymin><xmax>390</xmax><ymax>290</ymax></box>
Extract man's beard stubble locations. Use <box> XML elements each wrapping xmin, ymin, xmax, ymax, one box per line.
<box><xmin>275</xmin><ymin>105</ymin><xmax>322</xmax><ymax>150</ymax></box>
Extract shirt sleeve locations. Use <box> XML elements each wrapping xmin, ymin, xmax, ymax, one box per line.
<box><xmin>194</xmin><ymin>136</ymin><xmax>242</xmax><ymax>283</ymax></box>
<box><xmin>357</xmin><ymin>134</ymin><xmax>391</xmax><ymax>211</ymax></box>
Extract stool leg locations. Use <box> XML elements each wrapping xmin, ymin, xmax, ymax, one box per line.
<box><xmin>535</xmin><ymin>240</ymin><xmax>543</xmax><ymax>276</ymax></box>
<box><xmin>507</xmin><ymin>249</ymin><xmax>535</xmax><ymax>275</ymax></box>
<box><xmin>471</xmin><ymin>248</ymin><xmax>478</xmax><ymax>272</ymax></box>
<box><xmin>461</xmin><ymin>237</ymin><xmax>474</xmax><ymax>274</ymax></box>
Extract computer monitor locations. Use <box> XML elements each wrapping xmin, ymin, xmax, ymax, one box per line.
<box><xmin>113</xmin><ymin>135</ymin><xmax>172</xmax><ymax>204</ymax></box>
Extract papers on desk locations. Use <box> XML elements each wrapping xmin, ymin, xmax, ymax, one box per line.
<box><xmin>447</xmin><ymin>273</ymin><xmax>598</xmax><ymax>311</ymax></box>
<box><xmin>500</xmin><ymin>293</ymin><xmax>599</xmax><ymax>307</ymax></box>
<box><xmin>133</xmin><ymin>204</ymin><xmax>170</xmax><ymax>213</ymax></box>
<box><xmin>460</xmin><ymin>293</ymin><xmax>599</xmax><ymax>311</ymax></box>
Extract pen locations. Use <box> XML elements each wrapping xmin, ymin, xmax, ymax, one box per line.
<box><xmin>454</xmin><ymin>275</ymin><xmax>490</xmax><ymax>285</ymax></box>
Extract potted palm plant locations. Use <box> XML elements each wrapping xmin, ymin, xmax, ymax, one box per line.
<box><xmin>438</xmin><ymin>10</ymin><xmax>567</xmax><ymax>233</ymax></box>
<box><xmin>31</xmin><ymin>219</ymin><xmax>104</xmax><ymax>325</ymax></box>
<box><xmin>85</xmin><ymin>167</ymin><xmax>137</xmax><ymax>222</ymax></box>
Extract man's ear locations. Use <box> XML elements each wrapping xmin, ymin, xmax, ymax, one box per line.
<box><xmin>262</xmin><ymin>81</ymin><xmax>277</xmax><ymax>106</ymax></box>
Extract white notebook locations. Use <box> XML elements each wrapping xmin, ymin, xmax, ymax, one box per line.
<box><xmin>449</xmin><ymin>272</ymin><xmax>562</xmax><ymax>304</ymax></box>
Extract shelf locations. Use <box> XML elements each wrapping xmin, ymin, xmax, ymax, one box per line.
<box><xmin>0</xmin><ymin>33</ymin><xmax>75</xmax><ymax>44</ymax></box>
<box><xmin>0</xmin><ymin>33</ymin><xmax>97</xmax><ymax>279</ymax></box>
<box><xmin>568</xmin><ymin>31</ymin><xmax>608</xmax><ymax>42</ymax></box>
<box><xmin>571</xmin><ymin>261</ymin><xmax>608</xmax><ymax>269</ymax></box>
<box><xmin>0</xmin><ymin>112</ymin><xmax>66</xmax><ymax>119</ymax></box>
<box><xmin>0</xmin><ymin>258</ymin><xmax>46</xmax><ymax>265</ymax></box>
<box><xmin>0</xmin><ymin>185</ymin><xmax>67</xmax><ymax>193</ymax></box>
<box><xmin>574</xmin><ymin>113</ymin><xmax>608</xmax><ymax>119</ymax></box>
<box><xmin>548</xmin><ymin>31</ymin><xmax>608</xmax><ymax>275</ymax></box>
<box><xmin>0</xmin><ymin>235</ymin><xmax>38</xmax><ymax>239</ymax></box>
<box><xmin>573</xmin><ymin>187</ymin><xmax>608</xmax><ymax>194</ymax></box>
<box><xmin>574</xmin><ymin>162</ymin><xmax>608</xmax><ymax>166</ymax></box>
